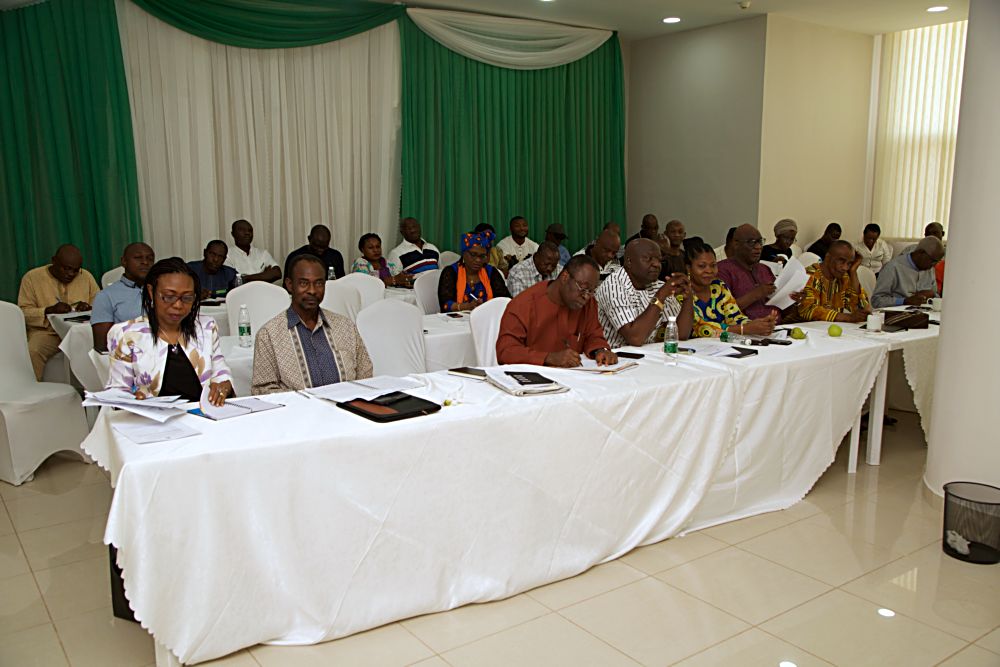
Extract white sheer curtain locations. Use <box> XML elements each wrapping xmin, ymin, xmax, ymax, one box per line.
<box><xmin>872</xmin><ymin>21</ymin><xmax>966</xmax><ymax>239</ymax></box>
<box><xmin>406</xmin><ymin>8</ymin><xmax>611</xmax><ymax>70</ymax></box>
<box><xmin>115</xmin><ymin>0</ymin><xmax>401</xmax><ymax>268</ymax></box>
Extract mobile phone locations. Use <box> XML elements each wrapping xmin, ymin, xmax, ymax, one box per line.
<box><xmin>446</xmin><ymin>313</ymin><xmax>464</xmax><ymax>319</ymax></box>
<box><xmin>616</xmin><ymin>351</ymin><xmax>645</xmax><ymax>359</ymax></box>
<box><xmin>448</xmin><ymin>367</ymin><xmax>487</xmax><ymax>380</ymax></box>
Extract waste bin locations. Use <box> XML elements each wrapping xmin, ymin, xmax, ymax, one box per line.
<box><xmin>942</xmin><ymin>482</ymin><xmax>1000</xmax><ymax>564</ymax></box>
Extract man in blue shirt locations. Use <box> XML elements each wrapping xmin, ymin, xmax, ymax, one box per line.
<box><xmin>545</xmin><ymin>223</ymin><xmax>572</xmax><ymax>266</ymax></box>
<box><xmin>91</xmin><ymin>242</ymin><xmax>155</xmax><ymax>351</ymax></box>
<box><xmin>188</xmin><ymin>240</ymin><xmax>237</xmax><ymax>298</ymax></box>
<box><xmin>284</xmin><ymin>224</ymin><xmax>346</xmax><ymax>280</ymax></box>
<box><xmin>871</xmin><ymin>236</ymin><xmax>944</xmax><ymax>308</ymax></box>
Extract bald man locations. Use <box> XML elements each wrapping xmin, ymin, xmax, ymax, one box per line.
<box><xmin>717</xmin><ymin>224</ymin><xmax>780</xmax><ymax>320</ymax></box>
<box><xmin>575</xmin><ymin>228</ymin><xmax>622</xmax><ymax>280</ymax></box>
<box><xmin>872</xmin><ymin>236</ymin><xmax>944</xmax><ymax>308</ymax></box>
<box><xmin>284</xmin><ymin>224</ymin><xmax>346</xmax><ymax>280</ymax></box>
<box><xmin>18</xmin><ymin>244</ymin><xmax>100</xmax><ymax>379</ymax></box>
<box><xmin>91</xmin><ymin>242</ymin><xmax>155</xmax><ymax>351</ymax></box>
<box><xmin>626</xmin><ymin>213</ymin><xmax>659</xmax><ymax>246</ymax></box>
<box><xmin>595</xmin><ymin>238</ymin><xmax>694</xmax><ymax>348</ymax></box>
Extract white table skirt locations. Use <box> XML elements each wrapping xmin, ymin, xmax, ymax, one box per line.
<box><xmin>82</xmin><ymin>334</ymin><xmax>886</xmax><ymax>665</ymax></box>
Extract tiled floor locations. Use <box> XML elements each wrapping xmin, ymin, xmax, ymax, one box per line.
<box><xmin>2</xmin><ymin>412</ymin><xmax>998</xmax><ymax>667</ymax></box>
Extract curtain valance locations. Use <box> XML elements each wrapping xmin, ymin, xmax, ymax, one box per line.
<box><xmin>130</xmin><ymin>0</ymin><xmax>404</xmax><ymax>49</ymax></box>
<box><xmin>406</xmin><ymin>7</ymin><xmax>612</xmax><ymax>70</ymax></box>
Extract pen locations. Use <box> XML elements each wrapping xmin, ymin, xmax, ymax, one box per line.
<box><xmin>296</xmin><ymin>389</ymin><xmax>313</xmax><ymax>399</ymax></box>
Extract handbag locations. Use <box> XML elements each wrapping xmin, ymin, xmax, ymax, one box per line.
<box><xmin>880</xmin><ymin>310</ymin><xmax>930</xmax><ymax>332</ymax></box>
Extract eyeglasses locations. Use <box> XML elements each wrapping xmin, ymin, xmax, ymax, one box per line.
<box><xmin>740</xmin><ymin>238</ymin><xmax>765</xmax><ymax>248</ymax></box>
<box><xmin>157</xmin><ymin>292</ymin><xmax>196</xmax><ymax>305</ymax></box>
<box><xmin>571</xmin><ymin>278</ymin><xmax>597</xmax><ymax>297</ymax></box>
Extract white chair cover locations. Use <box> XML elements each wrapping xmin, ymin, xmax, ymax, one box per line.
<box><xmin>439</xmin><ymin>251</ymin><xmax>460</xmax><ymax>268</ymax></box>
<box><xmin>760</xmin><ymin>260</ymin><xmax>783</xmax><ymax>276</ymax></box>
<box><xmin>321</xmin><ymin>281</ymin><xmax>362</xmax><ymax>321</ymax></box>
<box><xmin>356</xmin><ymin>300</ymin><xmax>426</xmax><ymax>377</ymax></box>
<box><xmin>225</xmin><ymin>282</ymin><xmax>290</xmax><ymax>338</ymax></box>
<box><xmin>469</xmin><ymin>297</ymin><xmax>511</xmax><ymax>367</ymax></box>
<box><xmin>336</xmin><ymin>273</ymin><xmax>385</xmax><ymax>310</ymax></box>
<box><xmin>413</xmin><ymin>269</ymin><xmax>442</xmax><ymax>315</ymax></box>
<box><xmin>857</xmin><ymin>265</ymin><xmax>877</xmax><ymax>299</ymax></box>
<box><xmin>0</xmin><ymin>302</ymin><xmax>89</xmax><ymax>485</ymax></box>
<box><xmin>798</xmin><ymin>252</ymin><xmax>822</xmax><ymax>269</ymax></box>
<box><xmin>790</xmin><ymin>243</ymin><xmax>803</xmax><ymax>258</ymax></box>
<box><xmin>101</xmin><ymin>266</ymin><xmax>125</xmax><ymax>287</ymax></box>
<box><xmin>89</xmin><ymin>349</ymin><xmax>111</xmax><ymax>388</ymax></box>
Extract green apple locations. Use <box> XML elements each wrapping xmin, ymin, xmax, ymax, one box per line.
<box><xmin>828</xmin><ymin>324</ymin><xmax>843</xmax><ymax>337</ymax></box>
<box><xmin>790</xmin><ymin>327</ymin><xmax>806</xmax><ymax>340</ymax></box>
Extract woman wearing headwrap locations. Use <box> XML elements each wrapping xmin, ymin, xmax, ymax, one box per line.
<box><xmin>762</xmin><ymin>218</ymin><xmax>799</xmax><ymax>264</ymax></box>
<box><xmin>437</xmin><ymin>229</ymin><xmax>511</xmax><ymax>312</ymax></box>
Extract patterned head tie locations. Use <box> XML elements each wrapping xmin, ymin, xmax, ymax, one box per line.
<box><xmin>460</xmin><ymin>229</ymin><xmax>495</xmax><ymax>253</ymax></box>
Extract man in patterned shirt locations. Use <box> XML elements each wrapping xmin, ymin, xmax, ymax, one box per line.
<box><xmin>506</xmin><ymin>242</ymin><xmax>562</xmax><ymax>297</ymax></box>
<box><xmin>596</xmin><ymin>238</ymin><xmax>694</xmax><ymax>348</ymax></box>
<box><xmin>251</xmin><ymin>255</ymin><xmax>372</xmax><ymax>394</ymax></box>
<box><xmin>797</xmin><ymin>240</ymin><xmax>871</xmax><ymax>323</ymax></box>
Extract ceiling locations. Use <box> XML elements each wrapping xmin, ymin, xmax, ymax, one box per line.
<box><xmin>396</xmin><ymin>0</ymin><xmax>969</xmax><ymax>41</ymax></box>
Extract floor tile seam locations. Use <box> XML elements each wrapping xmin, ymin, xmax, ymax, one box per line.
<box><xmin>650</xmin><ymin>578</ymin><xmax>753</xmax><ymax>630</ymax></box>
<box><xmin>0</xmin><ymin>617</ymin><xmax>52</xmax><ymax>640</ymax></box>
<box><xmin>524</xmin><ymin>569</ymin><xmax>652</xmax><ymax>611</ymax></box>
<box><xmin>972</xmin><ymin>638</ymin><xmax>1000</xmax><ymax>657</ymax></box>
<box><xmin>729</xmin><ymin>543</ymin><xmax>839</xmax><ymax>588</ymax></box>
<box><xmin>1</xmin><ymin>516</ymin><xmax>60</xmax><ymax>633</ymax></box>
<box><xmin>551</xmin><ymin>608</ymin><xmax>655</xmax><ymax>666</ymax></box>
<box><xmin>29</xmin><ymin>553</ymin><xmax>106</xmax><ymax>579</ymax></box>
<box><xmin>8</xmin><ymin>511</ymin><xmax>111</xmax><ymax>535</ymax></box>
<box><xmin>405</xmin><ymin>603</ymin><xmax>551</xmax><ymax>656</ymax></box>
<box><xmin>396</xmin><ymin>619</ymin><xmax>445</xmax><ymax>659</ymax></box>
<box><xmin>0</xmin><ymin>477</ymin><xmax>110</xmax><ymax>504</ymax></box>
<box><xmin>931</xmin><ymin>642</ymin><xmax>978</xmax><ymax>666</ymax></box>
<box><xmin>835</xmin><ymin>587</ymin><xmax>975</xmax><ymax>643</ymax></box>
<box><xmin>703</xmin><ymin>510</ymin><xmax>818</xmax><ymax>547</ymax></box>
<box><xmin>753</xmin><ymin>624</ymin><xmax>840</xmax><ymax>665</ymax></box>
<box><xmin>781</xmin><ymin>510</ymin><xmax>932</xmax><ymax>562</ymax></box>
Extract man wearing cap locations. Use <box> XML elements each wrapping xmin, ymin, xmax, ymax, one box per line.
<box><xmin>762</xmin><ymin>218</ymin><xmax>799</xmax><ymax>264</ymax></box>
<box><xmin>545</xmin><ymin>223</ymin><xmax>571</xmax><ymax>266</ymax></box>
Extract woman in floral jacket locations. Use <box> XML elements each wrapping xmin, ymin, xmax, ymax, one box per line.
<box><xmin>106</xmin><ymin>257</ymin><xmax>233</xmax><ymax>405</ymax></box>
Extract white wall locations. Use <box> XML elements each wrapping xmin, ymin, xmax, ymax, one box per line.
<box><xmin>757</xmin><ymin>15</ymin><xmax>874</xmax><ymax>248</ymax></box>
<box><xmin>627</xmin><ymin>17</ymin><xmax>767</xmax><ymax>246</ymax></box>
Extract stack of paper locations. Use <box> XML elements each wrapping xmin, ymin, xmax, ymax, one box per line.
<box><xmin>569</xmin><ymin>359</ymin><xmax>639</xmax><ymax>374</ymax></box>
<box><xmin>83</xmin><ymin>389</ymin><xmax>189</xmax><ymax>422</ymax></box>
<box><xmin>766</xmin><ymin>257</ymin><xmax>810</xmax><ymax>310</ymax></box>
<box><xmin>484</xmin><ymin>369</ymin><xmax>569</xmax><ymax>397</ymax></box>
<box><xmin>694</xmin><ymin>344</ymin><xmax>743</xmax><ymax>358</ymax></box>
<box><xmin>306</xmin><ymin>376</ymin><xmax>425</xmax><ymax>403</ymax></box>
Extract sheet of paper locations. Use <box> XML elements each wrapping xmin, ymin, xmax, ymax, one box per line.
<box><xmin>351</xmin><ymin>376</ymin><xmax>425</xmax><ymax>392</ymax></box>
<box><xmin>570</xmin><ymin>358</ymin><xmax>639</xmax><ymax>373</ymax></box>
<box><xmin>112</xmin><ymin>420</ymin><xmax>200</xmax><ymax>445</ymax></box>
<box><xmin>199</xmin><ymin>384</ymin><xmax>252</xmax><ymax>420</ymax></box>
<box><xmin>766</xmin><ymin>257</ymin><xmax>809</xmax><ymax>310</ymax></box>
<box><xmin>695</xmin><ymin>343</ymin><xmax>742</xmax><ymax>358</ymax></box>
<box><xmin>306</xmin><ymin>383</ymin><xmax>384</xmax><ymax>403</ymax></box>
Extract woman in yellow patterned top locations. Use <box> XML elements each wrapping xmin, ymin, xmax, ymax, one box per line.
<box><xmin>679</xmin><ymin>239</ymin><xmax>776</xmax><ymax>338</ymax></box>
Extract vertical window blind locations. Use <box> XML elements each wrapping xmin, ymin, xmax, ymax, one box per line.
<box><xmin>872</xmin><ymin>20</ymin><xmax>967</xmax><ymax>239</ymax></box>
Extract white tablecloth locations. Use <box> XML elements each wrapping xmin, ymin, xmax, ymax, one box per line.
<box><xmin>81</xmin><ymin>335</ymin><xmax>886</xmax><ymax>665</ymax></box>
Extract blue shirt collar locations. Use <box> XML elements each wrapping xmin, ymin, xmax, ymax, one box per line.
<box><xmin>905</xmin><ymin>254</ymin><xmax>918</xmax><ymax>271</ymax></box>
<box><xmin>120</xmin><ymin>276</ymin><xmax>139</xmax><ymax>289</ymax></box>
<box><xmin>285</xmin><ymin>307</ymin><xmax>329</xmax><ymax>331</ymax></box>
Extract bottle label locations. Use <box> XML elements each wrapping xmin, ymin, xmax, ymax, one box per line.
<box><xmin>664</xmin><ymin>341</ymin><xmax>678</xmax><ymax>354</ymax></box>
<box><xmin>238</xmin><ymin>324</ymin><xmax>251</xmax><ymax>337</ymax></box>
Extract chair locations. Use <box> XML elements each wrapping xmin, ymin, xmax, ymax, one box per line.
<box><xmin>469</xmin><ymin>297</ymin><xmax>511</xmax><ymax>367</ymax></box>
<box><xmin>355</xmin><ymin>300</ymin><xmax>427</xmax><ymax>376</ymax></box>
<box><xmin>798</xmin><ymin>252</ymin><xmax>821</xmax><ymax>268</ymax></box>
<box><xmin>225</xmin><ymin>282</ymin><xmax>290</xmax><ymax>339</ymax></box>
<box><xmin>439</xmin><ymin>251</ymin><xmax>460</xmax><ymax>268</ymax></box>
<box><xmin>101</xmin><ymin>266</ymin><xmax>125</xmax><ymax>288</ymax></box>
<box><xmin>336</xmin><ymin>273</ymin><xmax>385</xmax><ymax>310</ymax></box>
<box><xmin>857</xmin><ymin>265</ymin><xmax>877</xmax><ymax>299</ymax></box>
<box><xmin>321</xmin><ymin>280</ymin><xmax>362</xmax><ymax>321</ymax></box>
<box><xmin>413</xmin><ymin>269</ymin><xmax>442</xmax><ymax>315</ymax></box>
<box><xmin>89</xmin><ymin>349</ymin><xmax>111</xmax><ymax>388</ymax></box>
<box><xmin>0</xmin><ymin>302</ymin><xmax>90</xmax><ymax>485</ymax></box>
<box><xmin>713</xmin><ymin>244</ymin><xmax>727</xmax><ymax>262</ymax></box>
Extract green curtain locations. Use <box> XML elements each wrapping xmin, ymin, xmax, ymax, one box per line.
<box><xmin>131</xmin><ymin>0</ymin><xmax>404</xmax><ymax>49</ymax></box>
<box><xmin>399</xmin><ymin>15</ymin><xmax>627</xmax><ymax>252</ymax></box>
<box><xmin>0</xmin><ymin>0</ymin><xmax>142</xmax><ymax>303</ymax></box>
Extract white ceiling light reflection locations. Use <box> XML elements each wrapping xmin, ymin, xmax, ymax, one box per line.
<box><xmin>927</xmin><ymin>6</ymin><xmax>949</xmax><ymax>11</ymax></box>
<box><xmin>779</xmin><ymin>661</ymin><xmax>798</xmax><ymax>667</ymax></box>
<box><xmin>662</xmin><ymin>17</ymin><xmax>681</xmax><ymax>24</ymax></box>
<box><xmin>878</xmin><ymin>608</ymin><xmax>896</xmax><ymax>617</ymax></box>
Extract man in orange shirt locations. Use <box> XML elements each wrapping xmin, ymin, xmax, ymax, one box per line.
<box><xmin>496</xmin><ymin>255</ymin><xmax>617</xmax><ymax>368</ymax></box>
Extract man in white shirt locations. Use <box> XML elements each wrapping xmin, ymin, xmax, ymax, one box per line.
<box><xmin>495</xmin><ymin>216</ymin><xmax>539</xmax><ymax>267</ymax></box>
<box><xmin>854</xmin><ymin>223</ymin><xmax>894</xmax><ymax>274</ymax></box>
<box><xmin>225</xmin><ymin>219</ymin><xmax>281</xmax><ymax>283</ymax></box>
<box><xmin>596</xmin><ymin>238</ymin><xmax>694</xmax><ymax>348</ymax></box>
<box><xmin>506</xmin><ymin>242</ymin><xmax>562</xmax><ymax>297</ymax></box>
<box><xmin>386</xmin><ymin>217</ymin><xmax>440</xmax><ymax>274</ymax></box>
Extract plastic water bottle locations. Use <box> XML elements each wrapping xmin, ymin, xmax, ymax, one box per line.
<box><xmin>233</xmin><ymin>271</ymin><xmax>243</xmax><ymax>288</ymax></box>
<box><xmin>663</xmin><ymin>315</ymin><xmax>679</xmax><ymax>366</ymax></box>
<box><xmin>238</xmin><ymin>305</ymin><xmax>252</xmax><ymax>348</ymax></box>
<box><xmin>327</xmin><ymin>266</ymin><xmax>336</xmax><ymax>281</ymax></box>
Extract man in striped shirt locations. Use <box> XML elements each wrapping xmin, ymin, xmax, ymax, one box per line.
<box><xmin>796</xmin><ymin>240</ymin><xmax>871</xmax><ymax>323</ymax></box>
<box><xmin>386</xmin><ymin>217</ymin><xmax>440</xmax><ymax>274</ymax></box>
<box><xmin>596</xmin><ymin>238</ymin><xmax>694</xmax><ymax>348</ymax></box>
<box><xmin>506</xmin><ymin>242</ymin><xmax>562</xmax><ymax>297</ymax></box>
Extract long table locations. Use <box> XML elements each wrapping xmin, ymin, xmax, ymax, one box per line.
<box><xmin>81</xmin><ymin>331</ymin><xmax>886</xmax><ymax>665</ymax></box>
